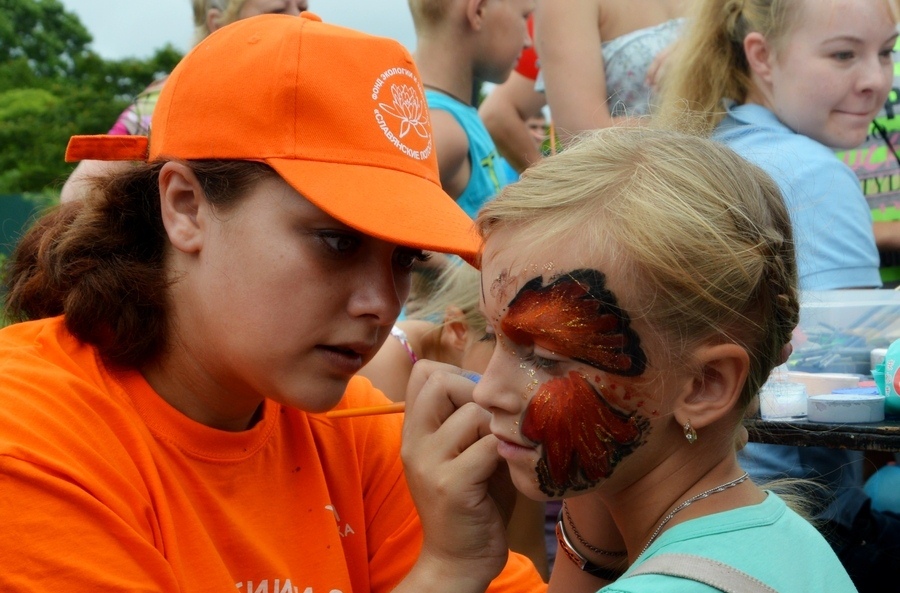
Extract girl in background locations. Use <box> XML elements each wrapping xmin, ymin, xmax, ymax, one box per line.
<box><xmin>361</xmin><ymin>262</ymin><xmax>490</xmax><ymax>403</ymax></box>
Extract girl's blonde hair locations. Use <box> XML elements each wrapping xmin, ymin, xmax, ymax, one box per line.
<box><xmin>656</xmin><ymin>0</ymin><xmax>800</xmax><ymax>134</ymax></box>
<box><xmin>409</xmin><ymin>262</ymin><xmax>487</xmax><ymax>336</ymax></box>
<box><xmin>477</xmin><ymin>125</ymin><xmax>799</xmax><ymax>409</ymax></box>
<box><xmin>192</xmin><ymin>0</ymin><xmax>248</xmax><ymax>45</ymax></box>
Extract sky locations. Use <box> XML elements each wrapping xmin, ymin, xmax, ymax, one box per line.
<box><xmin>58</xmin><ymin>0</ymin><xmax>418</xmax><ymax>60</ymax></box>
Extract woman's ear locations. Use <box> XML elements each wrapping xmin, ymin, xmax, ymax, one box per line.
<box><xmin>159</xmin><ymin>161</ymin><xmax>205</xmax><ymax>254</ymax></box>
<box><xmin>743</xmin><ymin>32</ymin><xmax>774</xmax><ymax>83</ymax></box>
<box><xmin>674</xmin><ymin>343</ymin><xmax>750</xmax><ymax>432</ymax></box>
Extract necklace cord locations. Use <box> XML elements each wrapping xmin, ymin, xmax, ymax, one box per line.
<box><xmin>639</xmin><ymin>472</ymin><xmax>750</xmax><ymax>557</ymax></box>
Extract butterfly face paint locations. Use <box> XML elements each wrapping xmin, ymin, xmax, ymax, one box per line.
<box><xmin>522</xmin><ymin>371</ymin><xmax>648</xmax><ymax>496</ymax></box>
<box><xmin>502</xmin><ymin>269</ymin><xmax>646</xmax><ymax>376</ymax></box>
<box><xmin>500</xmin><ymin>269</ymin><xmax>651</xmax><ymax>496</ymax></box>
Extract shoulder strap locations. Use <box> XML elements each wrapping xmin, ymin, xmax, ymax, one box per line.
<box><xmin>626</xmin><ymin>553</ymin><xmax>780</xmax><ymax>593</ymax></box>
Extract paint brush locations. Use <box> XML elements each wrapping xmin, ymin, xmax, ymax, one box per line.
<box><xmin>325</xmin><ymin>402</ymin><xmax>406</xmax><ymax>418</ymax></box>
<box><xmin>325</xmin><ymin>372</ymin><xmax>481</xmax><ymax>418</ymax></box>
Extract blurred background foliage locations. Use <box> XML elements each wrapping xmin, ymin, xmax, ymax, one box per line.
<box><xmin>1</xmin><ymin>0</ymin><xmax>183</xmax><ymax>321</ymax></box>
<box><xmin>0</xmin><ymin>0</ymin><xmax>183</xmax><ymax>194</ymax></box>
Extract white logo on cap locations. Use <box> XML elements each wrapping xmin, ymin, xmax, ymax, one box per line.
<box><xmin>372</xmin><ymin>68</ymin><xmax>433</xmax><ymax>161</ymax></box>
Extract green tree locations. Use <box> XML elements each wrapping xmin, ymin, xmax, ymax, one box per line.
<box><xmin>0</xmin><ymin>0</ymin><xmax>182</xmax><ymax>193</ymax></box>
<box><xmin>0</xmin><ymin>0</ymin><xmax>93</xmax><ymax>81</ymax></box>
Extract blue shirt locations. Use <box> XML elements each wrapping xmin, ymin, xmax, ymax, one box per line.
<box><xmin>426</xmin><ymin>90</ymin><xmax>515</xmax><ymax>218</ymax></box>
<box><xmin>714</xmin><ymin>103</ymin><xmax>881</xmax><ymax>291</ymax></box>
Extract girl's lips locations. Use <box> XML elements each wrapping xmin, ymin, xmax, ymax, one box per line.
<box><xmin>495</xmin><ymin>435</ymin><xmax>538</xmax><ymax>461</ymax></box>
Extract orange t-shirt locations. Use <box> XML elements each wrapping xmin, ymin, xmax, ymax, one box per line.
<box><xmin>0</xmin><ymin>317</ymin><xmax>547</xmax><ymax>593</ymax></box>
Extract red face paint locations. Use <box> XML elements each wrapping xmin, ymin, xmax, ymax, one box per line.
<box><xmin>500</xmin><ymin>269</ymin><xmax>650</xmax><ymax>495</ymax></box>
<box><xmin>521</xmin><ymin>371</ymin><xmax>648</xmax><ymax>496</ymax></box>
<box><xmin>501</xmin><ymin>269</ymin><xmax>646</xmax><ymax>376</ymax></box>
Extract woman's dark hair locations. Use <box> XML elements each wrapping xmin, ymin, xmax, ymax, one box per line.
<box><xmin>3</xmin><ymin>160</ymin><xmax>275</xmax><ymax>368</ymax></box>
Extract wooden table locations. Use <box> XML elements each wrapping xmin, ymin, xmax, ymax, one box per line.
<box><xmin>745</xmin><ymin>417</ymin><xmax>900</xmax><ymax>452</ymax></box>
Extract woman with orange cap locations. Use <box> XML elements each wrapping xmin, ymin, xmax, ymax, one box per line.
<box><xmin>0</xmin><ymin>14</ymin><xmax>545</xmax><ymax>593</ymax></box>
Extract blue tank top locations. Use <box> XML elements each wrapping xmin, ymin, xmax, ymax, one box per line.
<box><xmin>425</xmin><ymin>89</ymin><xmax>515</xmax><ymax>218</ymax></box>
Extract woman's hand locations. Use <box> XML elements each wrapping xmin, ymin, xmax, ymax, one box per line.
<box><xmin>400</xmin><ymin>360</ymin><xmax>514</xmax><ymax>589</ymax></box>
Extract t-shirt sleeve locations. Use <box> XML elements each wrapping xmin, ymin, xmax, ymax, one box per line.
<box><xmin>0</xmin><ymin>455</ymin><xmax>181</xmax><ymax>591</ymax></box>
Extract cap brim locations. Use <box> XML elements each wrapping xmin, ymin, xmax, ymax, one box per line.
<box><xmin>268</xmin><ymin>159</ymin><xmax>481</xmax><ymax>266</ymax></box>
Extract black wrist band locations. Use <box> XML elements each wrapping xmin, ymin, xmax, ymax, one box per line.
<box><xmin>555</xmin><ymin>519</ymin><xmax>625</xmax><ymax>581</ymax></box>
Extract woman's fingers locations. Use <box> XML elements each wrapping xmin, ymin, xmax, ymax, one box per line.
<box><xmin>401</xmin><ymin>360</ymin><xmax>512</xmax><ymax>575</ymax></box>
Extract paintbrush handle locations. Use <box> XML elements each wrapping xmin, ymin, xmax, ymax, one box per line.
<box><xmin>325</xmin><ymin>402</ymin><xmax>406</xmax><ymax>418</ymax></box>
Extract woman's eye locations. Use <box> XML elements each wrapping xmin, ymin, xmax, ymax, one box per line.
<box><xmin>320</xmin><ymin>232</ymin><xmax>360</xmax><ymax>255</ymax></box>
<box><xmin>832</xmin><ymin>50</ymin><xmax>854</xmax><ymax>61</ymax></box>
<box><xmin>394</xmin><ymin>249</ymin><xmax>430</xmax><ymax>270</ymax></box>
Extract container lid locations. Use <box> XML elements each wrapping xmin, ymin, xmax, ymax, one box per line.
<box><xmin>831</xmin><ymin>387</ymin><xmax>881</xmax><ymax>395</ymax></box>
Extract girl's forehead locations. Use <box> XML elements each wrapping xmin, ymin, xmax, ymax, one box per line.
<box><xmin>481</xmin><ymin>231</ymin><xmax>611</xmax><ymax>302</ymax></box>
<box><xmin>480</xmin><ymin>244</ymin><xmax>557</xmax><ymax>306</ymax></box>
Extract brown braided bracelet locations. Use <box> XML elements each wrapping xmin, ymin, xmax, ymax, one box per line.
<box><xmin>562</xmin><ymin>501</ymin><xmax>628</xmax><ymax>557</ymax></box>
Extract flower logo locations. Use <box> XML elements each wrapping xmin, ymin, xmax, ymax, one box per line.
<box><xmin>372</xmin><ymin>67</ymin><xmax>433</xmax><ymax>161</ymax></box>
<box><xmin>379</xmin><ymin>84</ymin><xmax>429</xmax><ymax>139</ymax></box>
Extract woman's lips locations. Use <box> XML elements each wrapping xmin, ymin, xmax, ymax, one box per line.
<box><xmin>316</xmin><ymin>344</ymin><xmax>366</xmax><ymax>374</ymax></box>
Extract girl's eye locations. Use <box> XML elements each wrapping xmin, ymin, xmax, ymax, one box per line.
<box><xmin>479</xmin><ymin>332</ymin><xmax>497</xmax><ymax>344</ymax></box>
<box><xmin>394</xmin><ymin>249</ymin><xmax>430</xmax><ymax>270</ymax></box>
<box><xmin>832</xmin><ymin>50</ymin><xmax>854</xmax><ymax>61</ymax></box>
<box><xmin>319</xmin><ymin>232</ymin><xmax>360</xmax><ymax>255</ymax></box>
<box><xmin>522</xmin><ymin>351</ymin><xmax>562</xmax><ymax>373</ymax></box>
<box><xmin>879</xmin><ymin>48</ymin><xmax>896</xmax><ymax>60</ymax></box>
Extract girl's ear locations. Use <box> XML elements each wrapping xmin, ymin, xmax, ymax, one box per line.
<box><xmin>441</xmin><ymin>305</ymin><xmax>471</xmax><ymax>354</ymax></box>
<box><xmin>743</xmin><ymin>32</ymin><xmax>774</xmax><ymax>83</ymax></box>
<box><xmin>673</xmin><ymin>343</ymin><xmax>750</xmax><ymax>432</ymax></box>
<box><xmin>159</xmin><ymin>161</ymin><xmax>205</xmax><ymax>254</ymax></box>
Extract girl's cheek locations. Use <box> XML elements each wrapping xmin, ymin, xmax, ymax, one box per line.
<box><xmin>521</xmin><ymin>371</ymin><xmax>652</xmax><ymax>497</ymax></box>
<box><xmin>591</xmin><ymin>373</ymin><xmax>662</xmax><ymax>417</ymax></box>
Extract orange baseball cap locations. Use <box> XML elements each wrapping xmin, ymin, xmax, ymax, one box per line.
<box><xmin>65</xmin><ymin>13</ymin><xmax>481</xmax><ymax>264</ymax></box>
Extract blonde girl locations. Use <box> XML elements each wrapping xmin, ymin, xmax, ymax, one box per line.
<box><xmin>402</xmin><ymin>126</ymin><xmax>856</xmax><ymax>592</ymax></box>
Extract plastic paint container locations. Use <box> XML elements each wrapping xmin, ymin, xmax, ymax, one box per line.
<box><xmin>759</xmin><ymin>381</ymin><xmax>807</xmax><ymax>420</ymax></box>
<box><xmin>880</xmin><ymin>339</ymin><xmax>900</xmax><ymax>417</ymax></box>
<box><xmin>808</xmin><ymin>394</ymin><xmax>885</xmax><ymax>423</ymax></box>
